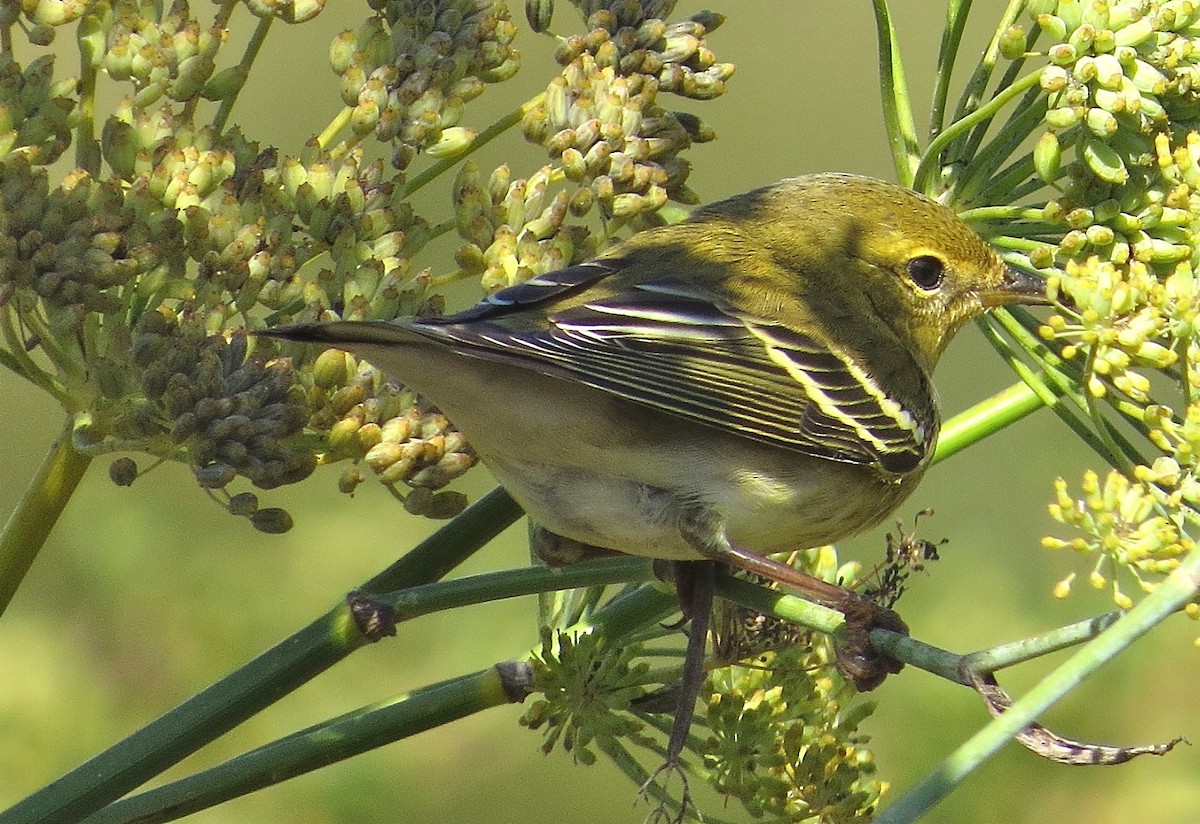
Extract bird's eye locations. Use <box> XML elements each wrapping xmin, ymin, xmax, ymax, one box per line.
<box><xmin>906</xmin><ymin>255</ymin><xmax>944</xmax><ymax>291</ymax></box>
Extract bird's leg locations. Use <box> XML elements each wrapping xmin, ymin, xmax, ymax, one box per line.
<box><xmin>680</xmin><ymin>514</ymin><xmax>906</xmax><ymax>691</ymax></box>
<box><xmin>663</xmin><ymin>560</ymin><xmax>714</xmax><ymax>766</ymax></box>
<box><xmin>638</xmin><ymin>559</ymin><xmax>713</xmax><ymax>822</ymax></box>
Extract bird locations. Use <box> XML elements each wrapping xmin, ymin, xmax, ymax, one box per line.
<box><xmin>261</xmin><ymin>172</ymin><xmax>1047</xmax><ymax>790</ymax></box>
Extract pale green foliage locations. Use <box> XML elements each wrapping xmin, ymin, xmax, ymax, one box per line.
<box><xmin>941</xmin><ymin>1</ymin><xmax>1200</xmax><ymax>617</ymax></box>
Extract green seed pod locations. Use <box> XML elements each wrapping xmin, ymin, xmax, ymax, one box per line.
<box><xmin>1044</xmin><ymin>105</ymin><xmax>1083</xmax><ymax>129</ymax></box>
<box><xmin>609</xmin><ymin>192</ymin><xmax>644</xmax><ymax>218</ymax></box>
<box><xmin>328</xmin><ymin>416</ymin><xmax>364</xmax><ymax>452</ymax></box>
<box><xmin>1048</xmin><ymin>43</ymin><xmax>1077</xmax><ymax>66</ymax></box>
<box><xmin>201</xmin><ymin>65</ymin><xmax>247</xmax><ymax>102</ymax></box>
<box><xmin>1040</xmin><ymin>65</ymin><xmax>1069</xmax><ymax>92</ymax></box>
<box><xmin>1067</xmin><ymin>22</ymin><xmax>1095</xmax><ymax>53</ymax></box>
<box><xmin>1128</xmin><ymin>58</ymin><xmax>1168</xmax><ymax>95</ymax></box>
<box><xmin>1092</xmin><ymin>52</ymin><xmax>1124</xmax><ymax>90</ymax></box>
<box><xmin>569</xmin><ymin>185</ymin><xmax>593</xmax><ymax>216</ymax></box>
<box><xmin>170</xmin><ymin>55</ymin><xmax>216</xmax><ymax>101</ymax></box>
<box><xmin>329</xmin><ymin>29</ymin><xmax>357</xmax><ymax>75</ymax></box>
<box><xmin>525</xmin><ymin>0</ymin><xmax>553</xmax><ymax>33</ymax></box>
<box><xmin>1082</xmin><ymin>137</ymin><xmax>1129</xmax><ymax>184</ymax></box>
<box><xmin>350</xmin><ymin>99</ymin><xmax>380</xmax><ymax>136</ymax></box>
<box><xmin>338</xmin><ymin>465</ymin><xmax>365</xmax><ymax>494</ymax></box>
<box><xmin>426</xmin><ymin>126</ymin><xmax>476</xmax><ymax>158</ymax></box>
<box><xmin>1112</xmin><ymin>17</ymin><xmax>1153</xmax><ymax>48</ymax></box>
<box><xmin>29</xmin><ymin>0</ymin><xmax>86</xmax><ymax>25</ymax></box>
<box><xmin>486</xmin><ymin>164</ymin><xmax>512</xmax><ymax>204</ymax></box>
<box><xmin>1084</xmin><ymin>107</ymin><xmax>1118</xmax><ymax>136</ymax></box>
<box><xmin>309</xmin><ymin>345</ymin><xmax>348</xmax><ymax>388</ymax></box>
<box><xmin>1036</xmin><ymin>13</ymin><xmax>1068</xmax><ymax>41</ymax></box>
<box><xmin>560</xmin><ymin>146</ymin><xmax>587</xmax><ymax>182</ymax></box>
<box><xmin>454</xmin><ymin>242</ymin><xmax>487</xmax><ymax>273</ymax></box>
<box><xmin>481</xmin><ymin>56</ymin><xmax>520</xmax><ymax>83</ymax></box>
<box><xmin>27</xmin><ymin>23</ymin><xmax>55</xmax><ymax>46</ymax></box>
<box><xmin>1094</xmin><ymin>29</ymin><xmax>1122</xmax><ymax>56</ymax></box>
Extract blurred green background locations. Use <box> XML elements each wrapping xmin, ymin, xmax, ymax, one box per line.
<box><xmin>2</xmin><ymin>2</ymin><xmax>1198</xmax><ymax>822</ymax></box>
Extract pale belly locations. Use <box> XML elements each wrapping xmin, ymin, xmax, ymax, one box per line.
<box><xmin>484</xmin><ymin>446</ymin><xmax>919</xmax><ymax>561</ymax></box>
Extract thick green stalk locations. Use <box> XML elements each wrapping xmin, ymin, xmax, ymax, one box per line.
<box><xmin>376</xmin><ymin>556</ymin><xmax>653</xmax><ymax>620</ymax></box>
<box><xmin>0</xmin><ymin>487</ymin><xmax>522</xmax><ymax>824</ymax></box>
<box><xmin>933</xmin><ymin>381</ymin><xmax>1048</xmax><ymax>464</ymax></box>
<box><xmin>85</xmin><ymin>573</ymin><xmax>673</xmax><ymax>823</ymax></box>
<box><xmin>82</xmin><ymin>666</ymin><xmax>529</xmax><ymax>824</ymax></box>
<box><xmin>0</xmin><ymin>416</ymin><xmax>92</xmax><ymax>618</ymax></box>
<box><xmin>875</xmin><ymin>550</ymin><xmax>1200</xmax><ymax>824</ymax></box>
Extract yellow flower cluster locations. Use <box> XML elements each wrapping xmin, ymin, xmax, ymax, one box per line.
<box><xmin>1045</xmin><ymin>468</ymin><xmax>1193</xmax><ymax>608</ymax></box>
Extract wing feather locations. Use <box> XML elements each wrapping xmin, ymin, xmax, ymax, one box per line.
<box><xmin>414</xmin><ymin>263</ymin><xmax>936</xmax><ymax>472</ymax></box>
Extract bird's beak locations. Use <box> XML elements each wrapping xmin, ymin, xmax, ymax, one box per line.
<box><xmin>979</xmin><ymin>265</ymin><xmax>1050</xmax><ymax>308</ymax></box>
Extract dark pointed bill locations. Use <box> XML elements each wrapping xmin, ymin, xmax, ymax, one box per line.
<box><xmin>979</xmin><ymin>265</ymin><xmax>1050</xmax><ymax>308</ymax></box>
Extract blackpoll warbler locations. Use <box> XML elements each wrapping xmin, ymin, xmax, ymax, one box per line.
<box><xmin>264</xmin><ymin>172</ymin><xmax>1046</xmax><ymax>779</ymax></box>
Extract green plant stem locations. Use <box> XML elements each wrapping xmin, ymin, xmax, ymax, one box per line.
<box><xmin>0</xmin><ymin>306</ymin><xmax>70</xmax><ymax>405</ymax></box>
<box><xmin>86</xmin><ymin>574</ymin><xmax>675</xmax><ymax>824</ymax></box>
<box><xmin>75</xmin><ymin>14</ymin><xmax>101</xmax><ymax>176</ymax></box>
<box><xmin>930</xmin><ymin>0</ymin><xmax>972</xmax><ymax>140</ymax></box>
<box><xmin>57</xmin><ymin>562</ymin><xmax>1134</xmax><ymax>824</ymax></box>
<box><xmin>316</xmin><ymin>106</ymin><xmax>353</xmax><ymax>148</ymax></box>
<box><xmin>0</xmin><ymin>487</ymin><xmax>522</xmax><ymax>824</ymax></box>
<box><xmin>932</xmin><ymin>380</ymin><xmax>1048</xmax><ymax>463</ymax></box>
<box><xmin>715</xmin><ymin>573</ymin><xmax>1126</xmax><ymax>687</ymax></box>
<box><xmin>0</xmin><ymin>344</ymin><xmax>67</xmax><ymax>406</ymax></box>
<box><xmin>959</xmin><ymin>611</ymin><xmax>1122</xmax><ymax>673</ymax></box>
<box><xmin>958</xmin><ymin>205</ymin><xmax>1050</xmax><ymax>224</ymax></box>
<box><xmin>967</xmin><ymin>151</ymin><xmax>1036</xmax><ymax>207</ymax></box>
<box><xmin>82</xmin><ymin>666</ymin><xmax>531</xmax><ymax>824</ymax></box>
<box><xmin>954</xmin><ymin>91</ymin><xmax>1046</xmax><ymax>206</ymax></box>
<box><xmin>211</xmin><ymin>9</ymin><xmax>271</xmax><ymax>132</ymax></box>
<box><xmin>913</xmin><ymin>71</ymin><xmax>1042</xmax><ymax>197</ymax></box>
<box><xmin>0</xmin><ymin>415</ymin><xmax>92</xmax><ymax>619</ymax></box>
<box><xmin>979</xmin><ymin>312</ymin><xmax>1119</xmax><ymax>461</ymax></box>
<box><xmin>947</xmin><ymin>0</ymin><xmax>1029</xmax><ymax>157</ymax></box>
<box><xmin>404</xmin><ymin>95</ymin><xmax>544</xmax><ymax>198</ymax></box>
<box><xmin>376</xmin><ymin>555</ymin><xmax>653</xmax><ymax>620</ymax></box>
<box><xmin>713</xmin><ymin>571</ymin><xmax>846</xmax><ymax>635</ymax></box>
<box><xmin>876</xmin><ymin>551</ymin><xmax>1200</xmax><ymax>824</ymax></box>
<box><xmin>871</xmin><ymin>0</ymin><xmax>922</xmax><ymax>187</ymax></box>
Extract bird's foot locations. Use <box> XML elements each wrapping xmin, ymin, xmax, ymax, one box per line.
<box><xmin>637</xmin><ymin>760</ymin><xmax>693</xmax><ymax>824</ymax></box>
<box><xmin>833</xmin><ymin>592</ymin><xmax>907</xmax><ymax>691</ymax></box>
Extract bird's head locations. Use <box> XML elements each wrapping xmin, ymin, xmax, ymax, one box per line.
<box><xmin>697</xmin><ymin>173</ymin><xmax>1048</xmax><ymax>373</ymax></box>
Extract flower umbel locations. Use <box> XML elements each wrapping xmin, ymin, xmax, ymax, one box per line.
<box><xmin>0</xmin><ymin>0</ymin><xmax>733</xmax><ymax>532</ymax></box>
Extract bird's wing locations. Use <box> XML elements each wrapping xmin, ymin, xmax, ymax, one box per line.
<box><xmin>415</xmin><ymin>262</ymin><xmax>937</xmax><ymax>473</ymax></box>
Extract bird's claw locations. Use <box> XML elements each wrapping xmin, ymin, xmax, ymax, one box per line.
<box><xmin>638</xmin><ymin>760</ymin><xmax>692</xmax><ymax>824</ymax></box>
<box><xmin>833</xmin><ymin>593</ymin><xmax>907</xmax><ymax>691</ymax></box>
